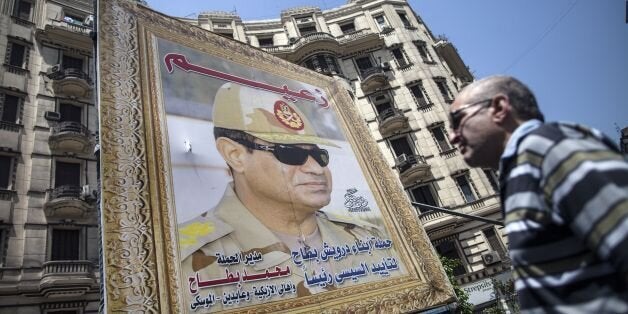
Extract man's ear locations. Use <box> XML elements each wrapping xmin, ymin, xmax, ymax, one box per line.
<box><xmin>491</xmin><ymin>94</ymin><xmax>511</xmax><ymax>124</ymax></box>
<box><xmin>215</xmin><ymin>137</ymin><xmax>247</xmax><ymax>173</ymax></box>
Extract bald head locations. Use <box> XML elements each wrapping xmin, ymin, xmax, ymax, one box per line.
<box><xmin>460</xmin><ymin>76</ymin><xmax>544</xmax><ymax>122</ymax></box>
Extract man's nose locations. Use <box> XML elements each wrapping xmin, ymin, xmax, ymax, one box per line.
<box><xmin>300</xmin><ymin>155</ymin><xmax>325</xmax><ymax>174</ymax></box>
<box><xmin>449</xmin><ymin>129</ymin><xmax>460</xmax><ymax>144</ymax></box>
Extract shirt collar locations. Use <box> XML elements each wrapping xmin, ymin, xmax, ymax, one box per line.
<box><xmin>500</xmin><ymin>119</ymin><xmax>543</xmax><ymax>161</ymax></box>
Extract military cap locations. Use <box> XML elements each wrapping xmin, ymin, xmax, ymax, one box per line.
<box><xmin>212</xmin><ymin>83</ymin><xmax>338</xmax><ymax>147</ymax></box>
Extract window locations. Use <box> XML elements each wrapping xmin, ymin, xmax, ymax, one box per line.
<box><xmin>390</xmin><ymin>136</ymin><xmax>417</xmax><ymax>172</ymax></box>
<box><xmin>0</xmin><ymin>156</ymin><xmax>12</xmax><ymax>189</ymax></box>
<box><xmin>390</xmin><ymin>46</ymin><xmax>410</xmax><ymax>68</ymax></box>
<box><xmin>408</xmin><ymin>83</ymin><xmax>431</xmax><ymax>108</ymax></box>
<box><xmin>483</xmin><ymin>227</ymin><xmax>507</xmax><ymax>259</ymax></box>
<box><xmin>1</xmin><ymin>94</ymin><xmax>20</xmax><ymax>123</ymax></box>
<box><xmin>51</xmin><ymin>229</ymin><xmax>80</xmax><ymax>260</ymax></box>
<box><xmin>13</xmin><ymin>0</ymin><xmax>32</xmax><ymax>20</ymax></box>
<box><xmin>434</xmin><ymin>78</ymin><xmax>453</xmax><ymax>103</ymax></box>
<box><xmin>298</xmin><ymin>25</ymin><xmax>316</xmax><ymax>36</ymax></box>
<box><xmin>302</xmin><ymin>54</ymin><xmax>342</xmax><ymax>76</ymax></box>
<box><xmin>5</xmin><ymin>42</ymin><xmax>28</xmax><ymax>69</ymax></box>
<box><xmin>55</xmin><ymin>161</ymin><xmax>81</xmax><ymax>187</ymax></box>
<box><xmin>371</xmin><ymin>94</ymin><xmax>393</xmax><ymax>116</ymax></box>
<box><xmin>435</xmin><ymin>240</ymin><xmax>466</xmax><ymax>276</ymax></box>
<box><xmin>217</xmin><ymin>32</ymin><xmax>233</xmax><ymax>39</ymax></box>
<box><xmin>373</xmin><ymin>15</ymin><xmax>389</xmax><ymax>31</ymax></box>
<box><xmin>355</xmin><ymin>55</ymin><xmax>375</xmax><ymax>78</ymax></box>
<box><xmin>410</xmin><ymin>184</ymin><xmax>438</xmax><ymax>209</ymax></box>
<box><xmin>59</xmin><ymin>103</ymin><xmax>82</xmax><ymax>123</ymax></box>
<box><xmin>455</xmin><ymin>174</ymin><xmax>477</xmax><ymax>203</ymax></box>
<box><xmin>414</xmin><ymin>40</ymin><xmax>434</xmax><ymax>63</ymax></box>
<box><xmin>355</xmin><ymin>56</ymin><xmax>374</xmax><ymax>71</ymax></box>
<box><xmin>430</xmin><ymin>125</ymin><xmax>452</xmax><ymax>152</ymax></box>
<box><xmin>397</xmin><ymin>11</ymin><xmax>412</xmax><ymax>28</ymax></box>
<box><xmin>339</xmin><ymin>21</ymin><xmax>356</xmax><ymax>34</ymax></box>
<box><xmin>483</xmin><ymin>169</ymin><xmax>499</xmax><ymax>193</ymax></box>
<box><xmin>62</xmin><ymin>55</ymin><xmax>84</xmax><ymax>71</ymax></box>
<box><xmin>390</xmin><ymin>136</ymin><xmax>414</xmax><ymax>158</ymax></box>
<box><xmin>257</xmin><ymin>37</ymin><xmax>274</xmax><ymax>47</ymax></box>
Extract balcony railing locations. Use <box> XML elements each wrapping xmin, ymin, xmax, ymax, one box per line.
<box><xmin>262</xmin><ymin>29</ymin><xmax>380</xmax><ymax>54</ymax></box>
<box><xmin>416</xmin><ymin>98</ymin><xmax>434</xmax><ymax>112</ymax></box>
<box><xmin>47</xmin><ymin>19</ymin><xmax>91</xmax><ymax>36</ymax></box>
<box><xmin>359</xmin><ymin>66</ymin><xmax>384</xmax><ymax>80</ymax></box>
<box><xmin>337</xmin><ymin>29</ymin><xmax>375</xmax><ymax>44</ymax></box>
<box><xmin>0</xmin><ymin>121</ymin><xmax>21</xmax><ymax>132</ymax></box>
<box><xmin>52</xmin><ymin>121</ymin><xmax>90</xmax><ymax>137</ymax></box>
<box><xmin>376</xmin><ymin>107</ymin><xmax>404</xmax><ymax>124</ymax></box>
<box><xmin>49</xmin><ymin>185</ymin><xmax>82</xmax><ymax>200</ymax></box>
<box><xmin>0</xmin><ymin>189</ymin><xmax>17</xmax><ymax>201</ymax></box>
<box><xmin>47</xmin><ymin>67</ymin><xmax>92</xmax><ymax>85</ymax></box>
<box><xmin>42</xmin><ymin>260</ymin><xmax>94</xmax><ymax>277</ymax></box>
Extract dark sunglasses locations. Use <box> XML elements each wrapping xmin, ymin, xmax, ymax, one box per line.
<box><xmin>234</xmin><ymin>139</ymin><xmax>329</xmax><ymax>167</ymax></box>
<box><xmin>449</xmin><ymin>98</ymin><xmax>492</xmax><ymax>131</ymax></box>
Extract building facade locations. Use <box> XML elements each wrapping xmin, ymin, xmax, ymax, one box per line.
<box><xmin>0</xmin><ymin>0</ymin><xmax>100</xmax><ymax>312</ymax></box>
<box><xmin>181</xmin><ymin>0</ymin><xmax>511</xmax><ymax>310</ymax></box>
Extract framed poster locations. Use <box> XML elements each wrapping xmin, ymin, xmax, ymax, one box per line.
<box><xmin>98</xmin><ymin>1</ymin><xmax>454</xmax><ymax>312</ymax></box>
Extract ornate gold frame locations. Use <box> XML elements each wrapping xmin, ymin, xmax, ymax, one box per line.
<box><xmin>98</xmin><ymin>0</ymin><xmax>454</xmax><ymax>312</ymax></box>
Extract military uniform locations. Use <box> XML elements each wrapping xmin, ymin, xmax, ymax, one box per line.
<box><xmin>179</xmin><ymin>184</ymin><xmax>404</xmax><ymax>312</ymax></box>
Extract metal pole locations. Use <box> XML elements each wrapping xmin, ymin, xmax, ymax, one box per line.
<box><xmin>411</xmin><ymin>202</ymin><xmax>504</xmax><ymax>226</ymax></box>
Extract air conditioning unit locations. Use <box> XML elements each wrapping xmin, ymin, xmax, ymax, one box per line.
<box><xmin>47</xmin><ymin>64</ymin><xmax>61</xmax><ymax>75</ymax></box>
<box><xmin>84</xmin><ymin>15</ymin><xmax>94</xmax><ymax>27</ymax></box>
<box><xmin>482</xmin><ymin>251</ymin><xmax>501</xmax><ymax>265</ymax></box>
<box><xmin>380</xmin><ymin>61</ymin><xmax>390</xmax><ymax>71</ymax></box>
<box><xmin>288</xmin><ymin>37</ymin><xmax>298</xmax><ymax>43</ymax></box>
<box><xmin>81</xmin><ymin>185</ymin><xmax>90</xmax><ymax>198</ymax></box>
<box><xmin>395</xmin><ymin>153</ymin><xmax>408</xmax><ymax>165</ymax></box>
<box><xmin>44</xmin><ymin>111</ymin><xmax>61</xmax><ymax>121</ymax></box>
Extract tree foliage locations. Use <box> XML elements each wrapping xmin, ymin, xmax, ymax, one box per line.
<box><xmin>440</xmin><ymin>255</ymin><xmax>474</xmax><ymax>314</ymax></box>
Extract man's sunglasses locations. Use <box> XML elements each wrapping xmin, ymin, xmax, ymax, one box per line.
<box><xmin>449</xmin><ymin>98</ymin><xmax>492</xmax><ymax>131</ymax></box>
<box><xmin>234</xmin><ymin>138</ymin><xmax>329</xmax><ymax>167</ymax></box>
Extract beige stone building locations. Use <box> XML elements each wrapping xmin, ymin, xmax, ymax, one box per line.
<box><xmin>179</xmin><ymin>0</ymin><xmax>512</xmax><ymax>309</ymax></box>
<box><xmin>0</xmin><ymin>0</ymin><xmax>511</xmax><ymax>312</ymax></box>
<box><xmin>0</xmin><ymin>0</ymin><xmax>100</xmax><ymax>312</ymax></box>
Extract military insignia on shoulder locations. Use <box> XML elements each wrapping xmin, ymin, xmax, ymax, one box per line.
<box><xmin>274</xmin><ymin>100</ymin><xmax>304</xmax><ymax>130</ymax></box>
<box><xmin>178</xmin><ymin>214</ymin><xmax>234</xmax><ymax>260</ymax></box>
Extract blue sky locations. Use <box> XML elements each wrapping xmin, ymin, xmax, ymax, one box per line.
<box><xmin>146</xmin><ymin>0</ymin><xmax>628</xmax><ymax>141</ymax></box>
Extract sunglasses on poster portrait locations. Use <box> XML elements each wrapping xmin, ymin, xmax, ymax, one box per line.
<box><xmin>233</xmin><ymin>138</ymin><xmax>330</xmax><ymax>167</ymax></box>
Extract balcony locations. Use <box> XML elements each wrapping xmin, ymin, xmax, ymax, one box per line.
<box><xmin>395</xmin><ymin>154</ymin><xmax>432</xmax><ymax>186</ymax></box>
<box><xmin>37</xmin><ymin>19</ymin><xmax>93</xmax><ymax>51</ymax></box>
<box><xmin>416</xmin><ymin>98</ymin><xmax>434</xmax><ymax>112</ymax></box>
<box><xmin>336</xmin><ymin>29</ymin><xmax>385</xmax><ymax>55</ymax></box>
<box><xmin>49</xmin><ymin>121</ymin><xmax>93</xmax><ymax>154</ymax></box>
<box><xmin>261</xmin><ymin>29</ymin><xmax>384</xmax><ymax>62</ymax></box>
<box><xmin>40</xmin><ymin>260</ymin><xmax>97</xmax><ymax>297</ymax></box>
<box><xmin>359</xmin><ymin>66</ymin><xmax>389</xmax><ymax>94</ymax></box>
<box><xmin>376</xmin><ymin>107</ymin><xmax>408</xmax><ymax>137</ymax></box>
<box><xmin>434</xmin><ymin>39</ymin><xmax>473</xmax><ymax>83</ymax></box>
<box><xmin>44</xmin><ymin>185</ymin><xmax>94</xmax><ymax>219</ymax></box>
<box><xmin>47</xmin><ymin>66</ymin><xmax>93</xmax><ymax>98</ymax></box>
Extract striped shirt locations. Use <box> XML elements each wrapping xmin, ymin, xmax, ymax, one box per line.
<box><xmin>499</xmin><ymin>121</ymin><xmax>628</xmax><ymax>314</ymax></box>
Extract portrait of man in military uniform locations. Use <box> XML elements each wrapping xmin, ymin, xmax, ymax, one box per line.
<box><xmin>176</xmin><ymin>83</ymin><xmax>404</xmax><ymax>311</ymax></box>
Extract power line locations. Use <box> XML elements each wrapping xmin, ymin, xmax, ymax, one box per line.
<box><xmin>503</xmin><ymin>0</ymin><xmax>580</xmax><ymax>73</ymax></box>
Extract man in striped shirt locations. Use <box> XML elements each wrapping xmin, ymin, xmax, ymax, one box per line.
<box><xmin>448</xmin><ymin>76</ymin><xmax>628</xmax><ymax>313</ymax></box>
